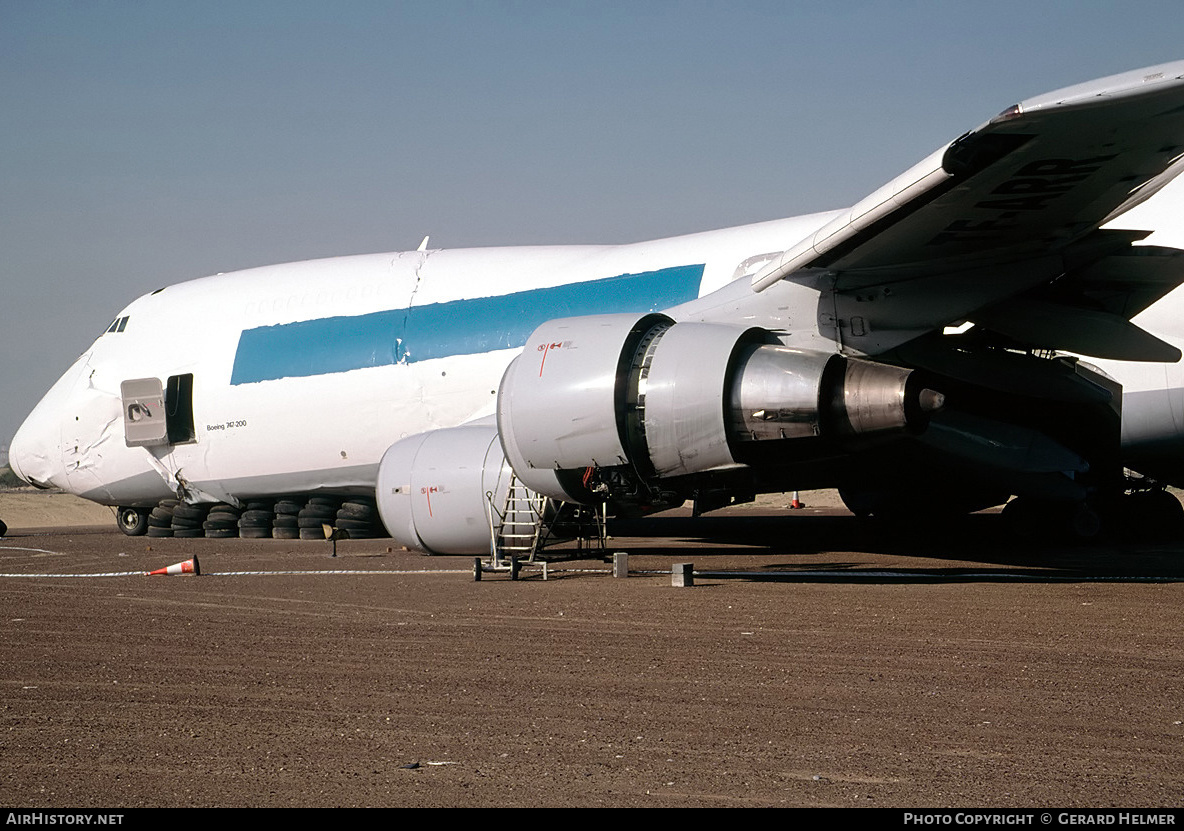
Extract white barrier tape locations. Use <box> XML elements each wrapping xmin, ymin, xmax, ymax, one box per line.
<box><xmin>0</xmin><ymin>568</ymin><xmax>469</xmax><ymax>578</ymax></box>
<box><xmin>0</xmin><ymin>571</ymin><xmax>149</xmax><ymax>578</ymax></box>
<box><xmin>210</xmin><ymin>569</ymin><xmax>469</xmax><ymax>576</ymax></box>
<box><xmin>688</xmin><ymin>569</ymin><xmax>1181</xmax><ymax>582</ymax></box>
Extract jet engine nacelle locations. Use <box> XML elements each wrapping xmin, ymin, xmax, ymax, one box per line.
<box><xmin>375</xmin><ymin>423</ymin><xmax>509</xmax><ymax>555</ymax></box>
<box><xmin>497</xmin><ymin>313</ymin><xmax>942</xmax><ymax>502</ymax></box>
<box><xmin>375</xmin><ymin>421</ymin><xmax>569</xmax><ymax>555</ymax></box>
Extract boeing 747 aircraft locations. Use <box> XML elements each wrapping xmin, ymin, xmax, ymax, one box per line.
<box><xmin>11</xmin><ymin>62</ymin><xmax>1184</xmax><ymax>551</ymax></box>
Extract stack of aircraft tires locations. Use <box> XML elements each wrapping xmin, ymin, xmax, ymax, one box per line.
<box><xmin>272</xmin><ymin>498</ymin><xmax>303</xmax><ymax>540</ymax></box>
<box><xmin>170</xmin><ymin>503</ymin><xmax>210</xmax><ymax>538</ymax></box>
<box><xmin>297</xmin><ymin>497</ymin><xmax>340</xmax><ymax>540</ymax></box>
<box><xmin>204</xmin><ymin>503</ymin><xmax>243</xmax><ymax>538</ymax></box>
<box><xmin>236</xmin><ymin>501</ymin><xmax>275</xmax><ymax>538</ymax></box>
<box><xmin>141</xmin><ymin>495</ymin><xmax>385</xmax><ymax>539</ymax></box>
<box><xmin>146</xmin><ymin>499</ymin><xmax>177</xmax><ymax>537</ymax></box>
<box><xmin>334</xmin><ymin>497</ymin><xmax>379</xmax><ymax>538</ymax></box>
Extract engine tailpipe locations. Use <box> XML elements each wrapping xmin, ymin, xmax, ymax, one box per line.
<box><xmin>826</xmin><ymin>357</ymin><xmax>943</xmax><ymax>439</ymax></box>
<box><xmin>731</xmin><ymin>346</ymin><xmax>941</xmax><ymax>444</ymax></box>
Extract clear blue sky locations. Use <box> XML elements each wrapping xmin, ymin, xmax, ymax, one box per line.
<box><xmin>5</xmin><ymin>0</ymin><xmax>1184</xmax><ymax>453</ymax></box>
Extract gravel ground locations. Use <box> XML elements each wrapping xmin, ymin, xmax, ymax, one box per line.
<box><xmin>1</xmin><ymin>494</ymin><xmax>1182</xmax><ymax>807</ymax></box>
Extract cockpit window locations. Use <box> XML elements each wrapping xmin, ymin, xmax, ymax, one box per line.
<box><xmin>105</xmin><ymin>316</ymin><xmax>130</xmax><ymax>334</ymax></box>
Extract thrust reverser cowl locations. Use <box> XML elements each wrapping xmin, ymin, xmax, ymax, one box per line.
<box><xmin>497</xmin><ymin>314</ymin><xmax>944</xmax><ymax>503</ymax></box>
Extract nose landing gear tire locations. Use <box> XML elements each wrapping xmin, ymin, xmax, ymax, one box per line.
<box><xmin>117</xmin><ymin>507</ymin><xmax>150</xmax><ymax>537</ymax></box>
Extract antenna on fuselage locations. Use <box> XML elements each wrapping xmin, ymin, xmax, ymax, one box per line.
<box><xmin>417</xmin><ymin>236</ymin><xmax>430</xmax><ymax>252</ymax></box>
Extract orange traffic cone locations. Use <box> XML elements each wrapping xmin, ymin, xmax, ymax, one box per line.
<box><xmin>790</xmin><ymin>491</ymin><xmax>804</xmax><ymax>509</ymax></box>
<box><xmin>147</xmin><ymin>556</ymin><xmax>201</xmax><ymax>576</ymax></box>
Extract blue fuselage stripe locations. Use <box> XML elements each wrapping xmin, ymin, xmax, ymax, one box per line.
<box><xmin>230</xmin><ymin>264</ymin><xmax>705</xmax><ymax>385</ymax></box>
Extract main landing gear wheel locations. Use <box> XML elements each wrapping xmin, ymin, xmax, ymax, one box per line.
<box><xmin>1119</xmin><ymin>489</ymin><xmax>1184</xmax><ymax>539</ymax></box>
<box><xmin>117</xmin><ymin>507</ymin><xmax>150</xmax><ymax>537</ymax></box>
<box><xmin>1001</xmin><ymin>498</ymin><xmax>1101</xmax><ymax>542</ymax></box>
<box><xmin>1066</xmin><ymin>501</ymin><xmax>1102</xmax><ymax>541</ymax></box>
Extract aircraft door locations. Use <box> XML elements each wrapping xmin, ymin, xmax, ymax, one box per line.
<box><xmin>120</xmin><ymin>378</ymin><xmax>168</xmax><ymax>447</ymax></box>
<box><xmin>120</xmin><ymin>374</ymin><xmax>196</xmax><ymax>448</ymax></box>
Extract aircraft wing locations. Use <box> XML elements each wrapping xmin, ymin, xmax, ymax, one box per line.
<box><xmin>750</xmin><ymin>62</ymin><xmax>1184</xmax><ymax>361</ymax></box>
<box><xmin>754</xmin><ymin>62</ymin><xmax>1184</xmax><ymax>289</ymax></box>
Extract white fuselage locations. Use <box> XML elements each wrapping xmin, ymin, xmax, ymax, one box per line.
<box><xmin>9</xmin><ymin>212</ymin><xmax>839</xmax><ymax>506</ymax></box>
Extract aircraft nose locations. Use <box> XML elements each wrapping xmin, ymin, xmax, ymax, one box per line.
<box><xmin>8</xmin><ymin>355</ymin><xmax>90</xmax><ymax>490</ymax></box>
<box><xmin>9</xmin><ymin>408</ymin><xmax>56</xmax><ymax>489</ymax></box>
<box><xmin>8</xmin><ymin>430</ymin><xmax>27</xmax><ymax>483</ymax></box>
